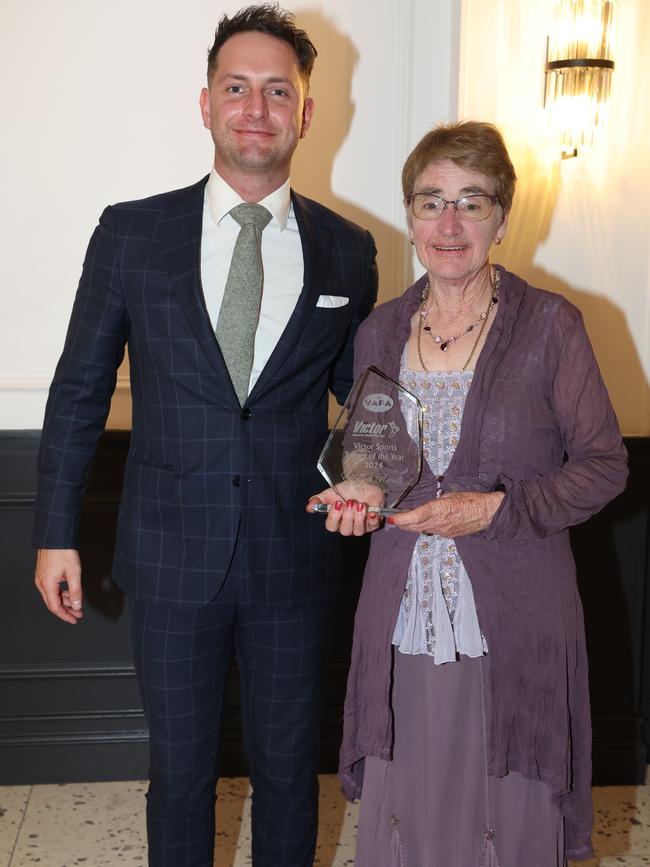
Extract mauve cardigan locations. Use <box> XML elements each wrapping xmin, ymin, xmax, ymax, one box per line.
<box><xmin>338</xmin><ymin>266</ymin><xmax>628</xmax><ymax>861</ymax></box>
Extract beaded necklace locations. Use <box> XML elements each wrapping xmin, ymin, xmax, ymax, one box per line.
<box><xmin>416</xmin><ymin>267</ymin><xmax>500</xmax><ymax>373</ymax></box>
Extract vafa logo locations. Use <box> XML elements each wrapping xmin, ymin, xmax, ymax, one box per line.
<box><xmin>362</xmin><ymin>393</ymin><xmax>394</xmax><ymax>412</ymax></box>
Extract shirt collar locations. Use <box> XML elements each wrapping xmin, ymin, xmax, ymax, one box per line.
<box><xmin>205</xmin><ymin>167</ymin><xmax>291</xmax><ymax>231</ymax></box>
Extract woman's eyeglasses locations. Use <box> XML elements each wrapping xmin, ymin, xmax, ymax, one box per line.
<box><xmin>407</xmin><ymin>193</ymin><xmax>499</xmax><ymax>222</ymax></box>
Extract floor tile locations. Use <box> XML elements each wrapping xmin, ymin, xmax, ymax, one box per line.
<box><xmin>591</xmin><ymin>859</ymin><xmax>650</xmax><ymax>866</ymax></box>
<box><xmin>214</xmin><ymin>777</ymin><xmax>251</xmax><ymax>866</ymax></box>
<box><xmin>9</xmin><ymin>780</ymin><xmax>147</xmax><ymax>866</ymax></box>
<box><xmin>8</xmin><ymin>776</ymin><xmax>650</xmax><ymax>866</ymax></box>
<box><xmin>569</xmin><ymin>785</ymin><xmax>650</xmax><ymax>867</ymax></box>
<box><xmin>591</xmin><ymin>785</ymin><xmax>650</xmax><ymax>856</ymax></box>
<box><xmin>314</xmin><ymin>776</ymin><xmax>358</xmax><ymax>866</ymax></box>
<box><xmin>7</xmin><ymin>778</ymin><xmax>351</xmax><ymax>867</ymax></box>
<box><xmin>212</xmin><ymin>775</ymin><xmax>359</xmax><ymax>867</ymax></box>
<box><xmin>0</xmin><ymin>787</ymin><xmax>31</xmax><ymax>867</ymax></box>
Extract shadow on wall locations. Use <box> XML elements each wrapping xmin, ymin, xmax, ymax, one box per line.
<box><xmin>498</xmin><ymin>142</ymin><xmax>650</xmax><ymax>430</ymax></box>
<box><xmin>108</xmin><ymin>11</ymin><xmax>415</xmax><ymax>431</ymax></box>
<box><xmin>292</xmin><ymin>8</ymin><xmax>414</xmax><ymax>301</ymax></box>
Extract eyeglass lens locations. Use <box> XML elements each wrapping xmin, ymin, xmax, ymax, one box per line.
<box><xmin>411</xmin><ymin>194</ymin><xmax>496</xmax><ymax>221</ymax></box>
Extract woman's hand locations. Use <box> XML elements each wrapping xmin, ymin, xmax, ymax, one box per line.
<box><xmin>306</xmin><ymin>481</ymin><xmax>384</xmax><ymax>537</ymax></box>
<box><xmin>388</xmin><ymin>491</ymin><xmax>504</xmax><ymax>538</ymax></box>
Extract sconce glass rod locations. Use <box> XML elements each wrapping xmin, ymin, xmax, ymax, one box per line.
<box><xmin>544</xmin><ymin>0</ymin><xmax>615</xmax><ymax>158</ymax></box>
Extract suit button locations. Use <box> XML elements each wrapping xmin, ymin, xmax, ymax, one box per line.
<box><xmin>241</xmin><ymin>408</ymin><xmax>252</xmax><ymax>420</ymax></box>
<box><xmin>232</xmin><ymin>475</ymin><xmax>240</xmax><ymax>487</ymax></box>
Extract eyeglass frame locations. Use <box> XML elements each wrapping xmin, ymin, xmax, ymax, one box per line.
<box><xmin>406</xmin><ymin>192</ymin><xmax>501</xmax><ymax>222</ymax></box>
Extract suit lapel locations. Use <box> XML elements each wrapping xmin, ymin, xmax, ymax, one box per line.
<box><xmin>248</xmin><ymin>191</ymin><xmax>332</xmax><ymax>402</ymax></box>
<box><xmin>156</xmin><ymin>182</ymin><xmax>332</xmax><ymax>402</ymax></box>
<box><xmin>157</xmin><ymin>176</ymin><xmax>235</xmax><ymax>388</ymax></box>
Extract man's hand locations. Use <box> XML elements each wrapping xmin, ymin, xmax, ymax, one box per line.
<box><xmin>35</xmin><ymin>549</ymin><xmax>83</xmax><ymax>624</ymax></box>
<box><xmin>388</xmin><ymin>491</ymin><xmax>504</xmax><ymax>538</ymax></box>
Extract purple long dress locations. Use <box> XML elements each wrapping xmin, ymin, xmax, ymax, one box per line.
<box><xmin>354</xmin><ymin>365</ymin><xmax>565</xmax><ymax>867</ymax></box>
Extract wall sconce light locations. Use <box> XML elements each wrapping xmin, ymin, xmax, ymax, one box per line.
<box><xmin>544</xmin><ymin>0</ymin><xmax>615</xmax><ymax>158</ymax></box>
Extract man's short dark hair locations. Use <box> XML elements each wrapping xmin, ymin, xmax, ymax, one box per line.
<box><xmin>207</xmin><ymin>4</ymin><xmax>317</xmax><ymax>86</ymax></box>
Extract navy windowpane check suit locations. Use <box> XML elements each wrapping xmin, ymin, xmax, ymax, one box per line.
<box><xmin>33</xmin><ymin>176</ymin><xmax>378</xmax><ymax>866</ymax></box>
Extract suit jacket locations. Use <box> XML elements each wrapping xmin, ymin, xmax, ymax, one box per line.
<box><xmin>33</xmin><ymin>176</ymin><xmax>378</xmax><ymax>608</ymax></box>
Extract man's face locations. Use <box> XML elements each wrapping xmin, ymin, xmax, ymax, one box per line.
<box><xmin>200</xmin><ymin>31</ymin><xmax>314</xmax><ymax>188</ymax></box>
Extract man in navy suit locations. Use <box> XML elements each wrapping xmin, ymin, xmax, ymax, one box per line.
<box><xmin>33</xmin><ymin>5</ymin><xmax>377</xmax><ymax>865</ymax></box>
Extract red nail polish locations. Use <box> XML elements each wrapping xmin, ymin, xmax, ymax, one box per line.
<box><xmin>387</xmin><ymin>516</ymin><xmax>395</xmax><ymax>524</ymax></box>
<box><xmin>356</xmin><ymin>501</ymin><xmax>365</xmax><ymax>512</ymax></box>
<box><xmin>334</xmin><ymin>500</ymin><xmax>343</xmax><ymax>511</ymax></box>
<box><xmin>346</xmin><ymin>499</ymin><xmax>354</xmax><ymax>509</ymax></box>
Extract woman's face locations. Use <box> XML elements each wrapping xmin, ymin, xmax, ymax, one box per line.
<box><xmin>407</xmin><ymin>159</ymin><xmax>509</xmax><ymax>286</ymax></box>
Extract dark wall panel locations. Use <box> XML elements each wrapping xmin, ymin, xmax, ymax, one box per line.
<box><xmin>1</xmin><ymin>431</ymin><xmax>648</xmax><ymax>785</ymax></box>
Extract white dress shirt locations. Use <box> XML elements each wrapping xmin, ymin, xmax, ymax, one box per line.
<box><xmin>200</xmin><ymin>168</ymin><xmax>304</xmax><ymax>395</ymax></box>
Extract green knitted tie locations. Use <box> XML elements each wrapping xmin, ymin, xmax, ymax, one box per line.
<box><xmin>216</xmin><ymin>203</ymin><xmax>272</xmax><ymax>405</ymax></box>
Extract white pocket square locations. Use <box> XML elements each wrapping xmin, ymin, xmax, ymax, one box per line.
<box><xmin>316</xmin><ymin>294</ymin><xmax>349</xmax><ymax>308</ymax></box>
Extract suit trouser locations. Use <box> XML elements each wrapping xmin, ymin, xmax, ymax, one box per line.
<box><xmin>129</xmin><ymin>543</ymin><xmax>333</xmax><ymax>867</ymax></box>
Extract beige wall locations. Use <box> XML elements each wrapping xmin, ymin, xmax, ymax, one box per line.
<box><xmin>459</xmin><ymin>0</ymin><xmax>650</xmax><ymax>435</ymax></box>
<box><xmin>2</xmin><ymin>0</ymin><xmax>648</xmax><ymax>434</ymax></box>
<box><xmin>0</xmin><ymin>0</ymin><xmax>458</xmax><ymax>430</ymax></box>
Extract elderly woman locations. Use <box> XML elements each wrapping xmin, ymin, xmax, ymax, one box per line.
<box><xmin>308</xmin><ymin>121</ymin><xmax>627</xmax><ymax>866</ymax></box>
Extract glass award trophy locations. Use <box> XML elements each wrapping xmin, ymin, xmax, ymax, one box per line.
<box><xmin>312</xmin><ymin>366</ymin><xmax>424</xmax><ymax>516</ymax></box>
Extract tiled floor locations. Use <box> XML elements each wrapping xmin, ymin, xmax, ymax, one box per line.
<box><xmin>1</xmin><ymin>775</ymin><xmax>650</xmax><ymax>866</ymax></box>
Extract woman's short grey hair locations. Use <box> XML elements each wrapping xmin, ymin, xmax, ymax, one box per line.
<box><xmin>402</xmin><ymin>121</ymin><xmax>517</xmax><ymax>212</ymax></box>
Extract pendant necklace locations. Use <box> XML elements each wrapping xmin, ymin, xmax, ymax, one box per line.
<box><xmin>417</xmin><ymin>267</ymin><xmax>500</xmax><ymax>373</ymax></box>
